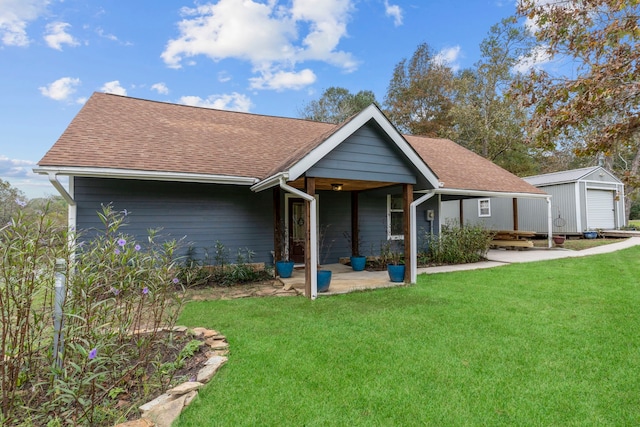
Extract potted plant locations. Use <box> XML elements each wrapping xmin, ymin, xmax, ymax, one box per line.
<box><xmin>343</xmin><ymin>231</ymin><xmax>366</xmax><ymax>271</ymax></box>
<box><xmin>275</xmin><ymin>222</ymin><xmax>294</xmax><ymax>278</ymax></box>
<box><xmin>583</xmin><ymin>229</ymin><xmax>598</xmax><ymax>239</ymax></box>
<box><xmin>552</xmin><ymin>235</ymin><xmax>566</xmax><ymax>246</ymax></box>
<box><xmin>382</xmin><ymin>240</ymin><xmax>405</xmax><ymax>282</ymax></box>
<box><xmin>317</xmin><ymin>224</ymin><xmax>334</xmax><ymax>292</ymax></box>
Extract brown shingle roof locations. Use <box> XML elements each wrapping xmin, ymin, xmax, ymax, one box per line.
<box><xmin>39</xmin><ymin>92</ymin><xmax>336</xmax><ymax>179</ymax></box>
<box><xmin>405</xmin><ymin>134</ymin><xmax>545</xmax><ymax>194</ymax></box>
<box><xmin>39</xmin><ymin>92</ymin><xmax>544</xmax><ymax>195</ymax></box>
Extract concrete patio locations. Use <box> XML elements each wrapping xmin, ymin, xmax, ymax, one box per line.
<box><xmin>279</xmin><ymin>237</ymin><xmax>640</xmax><ymax>296</ymax></box>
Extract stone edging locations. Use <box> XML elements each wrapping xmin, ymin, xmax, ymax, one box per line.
<box><xmin>115</xmin><ymin>326</ymin><xmax>229</xmax><ymax>427</ymax></box>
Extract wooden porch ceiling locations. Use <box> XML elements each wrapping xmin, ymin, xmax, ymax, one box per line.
<box><xmin>287</xmin><ymin>177</ymin><xmax>397</xmax><ymax>192</ymax></box>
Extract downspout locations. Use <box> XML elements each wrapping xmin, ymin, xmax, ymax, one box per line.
<box><xmin>546</xmin><ymin>196</ymin><xmax>552</xmax><ymax>248</ymax></box>
<box><xmin>410</xmin><ymin>191</ymin><xmax>436</xmax><ymax>284</ymax></box>
<box><xmin>47</xmin><ymin>172</ymin><xmax>77</xmax><ymax>255</ymax></box>
<box><xmin>279</xmin><ymin>176</ymin><xmax>318</xmax><ymax>300</ymax></box>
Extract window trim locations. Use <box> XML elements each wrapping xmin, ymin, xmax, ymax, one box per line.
<box><xmin>478</xmin><ymin>198</ymin><xmax>491</xmax><ymax>218</ymax></box>
<box><xmin>387</xmin><ymin>194</ymin><xmax>404</xmax><ymax>240</ymax></box>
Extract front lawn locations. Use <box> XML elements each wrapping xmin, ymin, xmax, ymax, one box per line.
<box><xmin>176</xmin><ymin>247</ymin><xmax>640</xmax><ymax>426</ymax></box>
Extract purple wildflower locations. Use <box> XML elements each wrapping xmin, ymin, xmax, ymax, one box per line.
<box><xmin>15</xmin><ymin>198</ymin><xmax>27</xmax><ymax>207</ymax></box>
<box><xmin>121</xmin><ymin>209</ymin><xmax>129</xmax><ymax>216</ymax></box>
<box><xmin>172</xmin><ymin>278</ymin><xmax>179</xmax><ymax>284</ymax></box>
<box><xmin>134</xmin><ymin>244</ymin><xmax>141</xmax><ymax>251</ymax></box>
<box><xmin>114</xmin><ymin>248</ymin><xmax>120</xmax><ymax>255</ymax></box>
<box><xmin>110</xmin><ymin>287</ymin><xmax>120</xmax><ymax>296</ymax></box>
<box><xmin>88</xmin><ymin>348</ymin><xmax>97</xmax><ymax>359</ymax></box>
<box><xmin>117</xmin><ymin>238</ymin><xmax>126</xmax><ymax>247</ymax></box>
<box><xmin>142</xmin><ymin>286</ymin><xmax>149</xmax><ymax>295</ymax></box>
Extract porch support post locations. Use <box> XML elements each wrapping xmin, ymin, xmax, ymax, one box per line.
<box><xmin>410</xmin><ymin>192</ymin><xmax>435</xmax><ymax>284</ymax></box>
<box><xmin>403</xmin><ymin>184</ymin><xmax>413</xmax><ymax>283</ymax></box>
<box><xmin>459</xmin><ymin>200</ymin><xmax>464</xmax><ymax>228</ymax></box>
<box><xmin>305</xmin><ymin>177</ymin><xmax>316</xmax><ymax>299</ymax></box>
<box><xmin>273</xmin><ymin>187</ymin><xmax>281</xmax><ymax>272</ymax></box>
<box><xmin>279</xmin><ymin>177</ymin><xmax>318</xmax><ymax>299</ymax></box>
<box><xmin>351</xmin><ymin>191</ymin><xmax>359</xmax><ymax>256</ymax></box>
<box><xmin>546</xmin><ymin>196</ymin><xmax>553</xmax><ymax>248</ymax></box>
<box><xmin>512</xmin><ymin>198</ymin><xmax>519</xmax><ymax>231</ymax></box>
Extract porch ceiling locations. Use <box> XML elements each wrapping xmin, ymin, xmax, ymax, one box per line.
<box><xmin>288</xmin><ymin>177</ymin><xmax>397</xmax><ymax>192</ymax></box>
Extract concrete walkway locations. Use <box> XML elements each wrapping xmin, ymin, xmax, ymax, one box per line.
<box><xmin>280</xmin><ymin>237</ymin><xmax>640</xmax><ymax>296</ymax></box>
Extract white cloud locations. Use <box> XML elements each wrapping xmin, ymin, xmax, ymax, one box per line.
<box><xmin>249</xmin><ymin>68</ymin><xmax>316</xmax><ymax>91</ymax></box>
<box><xmin>434</xmin><ymin>46</ymin><xmax>462</xmax><ymax>72</ymax></box>
<box><xmin>161</xmin><ymin>0</ymin><xmax>357</xmax><ymax>91</ymax></box>
<box><xmin>44</xmin><ymin>21</ymin><xmax>79</xmax><ymax>50</ymax></box>
<box><xmin>39</xmin><ymin>76</ymin><xmax>81</xmax><ymax>101</ymax></box>
<box><xmin>384</xmin><ymin>0</ymin><xmax>403</xmax><ymax>26</ymax></box>
<box><xmin>0</xmin><ymin>0</ymin><xmax>49</xmax><ymax>46</ymax></box>
<box><xmin>512</xmin><ymin>44</ymin><xmax>552</xmax><ymax>74</ymax></box>
<box><xmin>101</xmin><ymin>80</ymin><xmax>127</xmax><ymax>96</ymax></box>
<box><xmin>178</xmin><ymin>93</ymin><xmax>252</xmax><ymax>112</ymax></box>
<box><xmin>217</xmin><ymin>71</ymin><xmax>232</xmax><ymax>83</ymax></box>
<box><xmin>0</xmin><ymin>155</ymin><xmax>35</xmax><ymax>178</ymax></box>
<box><xmin>151</xmin><ymin>82</ymin><xmax>169</xmax><ymax>95</ymax></box>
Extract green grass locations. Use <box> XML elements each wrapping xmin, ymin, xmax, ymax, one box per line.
<box><xmin>175</xmin><ymin>247</ymin><xmax>640</xmax><ymax>426</ymax></box>
<box><xmin>630</xmin><ymin>219</ymin><xmax>640</xmax><ymax>227</ymax></box>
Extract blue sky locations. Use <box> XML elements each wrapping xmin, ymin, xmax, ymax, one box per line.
<box><xmin>1</xmin><ymin>0</ymin><xmax>522</xmax><ymax>198</ymax></box>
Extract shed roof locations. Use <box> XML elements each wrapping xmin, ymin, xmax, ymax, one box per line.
<box><xmin>524</xmin><ymin>166</ymin><xmax>621</xmax><ymax>186</ymax></box>
<box><xmin>38</xmin><ymin>92</ymin><xmax>544</xmax><ymax>196</ymax></box>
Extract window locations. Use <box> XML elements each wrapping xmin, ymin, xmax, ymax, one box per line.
<box><xmin>478</xmin><ymin>198</ymin><xmax>491</xmax><ymax>217</ymax></box>
<box><xmin>387</xmin><ymin>194</ymin><xmax>404</xmax><ymax>240</ymax></box>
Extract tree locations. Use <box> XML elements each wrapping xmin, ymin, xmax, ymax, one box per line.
<box><xmin>446</xmin><ymin>18</ymin><xmax>538</xmax><ymax>176</ymax></box>
<box><xmin>0</xmin><ymin>179</ymin><xmax>27</xmax><ymax>226</ymax></box>
<box><xmin>513</xmin><ymin>0</ymin><xmax>640</xmax><ymax>219</ymax></box>
<box><xmin>384</xmin><ymin>43</ymin><xmax>455</xmax><ymax>136</ymax></box>
<box><xmin>298</xmin><ymin>87</ymin><xmax>378</xmax><ymax>124</ymax></box>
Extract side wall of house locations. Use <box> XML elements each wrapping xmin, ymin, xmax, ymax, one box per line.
<box><xmin>74</xmin><ymin>177</ymin><xmax>274</xmax><ymax>264</ymax></box>
<box><xmin>461</xmin><ymin>197</ymin><xmax>514</xmax><ymax>230</ymax></box>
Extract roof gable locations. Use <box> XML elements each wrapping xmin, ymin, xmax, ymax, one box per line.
<box><xmin>524</xmin><ymin>166</ymin><xmax>622</xmax><ymax>186</ymax></box>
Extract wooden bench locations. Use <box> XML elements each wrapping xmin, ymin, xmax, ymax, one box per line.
<box><xmin>491</xmin><ymin>230</ymin><xmax>535</xmax><ymax>250</ymax></box>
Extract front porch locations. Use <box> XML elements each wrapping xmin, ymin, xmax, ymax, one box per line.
<box><xmin>278</xmin><ymin>263</ymin><xmax>408</xmax><ymax>295</ymax></box>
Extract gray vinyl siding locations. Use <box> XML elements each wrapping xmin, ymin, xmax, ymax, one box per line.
<box><xmin>520</xmin><ymin>184</ymin><xmax>577</xmax><ymax>233</ymax></box>
<box><xmin>74</xmin><ymin>177</ymin><xmax>274</xmax><ymax>264</ymax></box>
<box><xmin>461</xmin><ymin>198</ymin><xmax>514</xmax><ymax>230</ymax></box>
<box><xmin>307</xmin><ymin>122</ymin><xmax>418</xmax><ymax>185</ymax></box>
<box><xmin>317</xmin><ymin>190</ymin><xmax>351</xmax><ymax>264</ymax></box>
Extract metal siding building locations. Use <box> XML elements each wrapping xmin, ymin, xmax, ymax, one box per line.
<box><xmin>518</xmin><ymin>167</ymin><xmax>625</xmax><ymax>234</ymax></box>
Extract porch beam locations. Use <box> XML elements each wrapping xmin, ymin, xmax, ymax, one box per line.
<box><xmin>351</xmin><ymin>191</ymin><xmax>360</xmax><ymax>256</ymax></box>
<box><xmin>305</xmin><ymin>177</ymin><xmax>316</xmax><ymax>299</ymax></box>
<box><xmin>403</xmin><ymin>184</ymin><xmax>413</xmax><ymax>282</ymax></box>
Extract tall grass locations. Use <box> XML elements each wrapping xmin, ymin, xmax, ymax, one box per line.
<box><xmin>176</xmin><ymin>247</ymin><xmax>640</xmax><ymax>426</ymax></box>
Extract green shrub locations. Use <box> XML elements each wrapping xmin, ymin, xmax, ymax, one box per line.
<box><xmin>423</xmin><ymin>221</ymin><xmax>495</xmax><ymax>265</ymax></box>
<box><xmin>1</xmin><ymin>204</ymin><xmax>186</xmax><ymax>426</ymax></box>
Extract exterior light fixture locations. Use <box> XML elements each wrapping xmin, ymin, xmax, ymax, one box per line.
<box><xmin>331</xmin><ymin>183</ymin><xmax>343</xmax><ymax>191</ymax></box>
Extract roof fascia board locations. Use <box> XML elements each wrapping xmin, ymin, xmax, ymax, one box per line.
<box><xmin>424</xmin><ymin>188</ymin><xmax>550</xmax><ymax>199</ymax></box>
<box><xmin>287</xmin><ymin>105</ymin><xmax>440</xmax><ymax>189</ymax></box>
<box><xmin>34</xmin><ymin>166</ymin><xmax>258</xmax><ymax>186</ymax></box>
<box><xmin>251</xmin><ymin>172</ymin><xmax>288</xmax><ymax>193</ymax></box>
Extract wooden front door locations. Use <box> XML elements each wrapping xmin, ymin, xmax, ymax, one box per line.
<box><xmin>288</xmin><ymin>198</ymin><xmax>305</xmax><ymax>263</ymax></box>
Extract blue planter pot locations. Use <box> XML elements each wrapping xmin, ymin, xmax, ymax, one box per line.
<box><xmin>387</xmin><ymin>264</ymin><xmax>405</xmax><ymax>283</ymax></box>
<box><xmin>276</xmin><ymin>261</ymin><xmax>294</xmax><ymax>278</ymax></box>
<box><xmin>350</xmin><ymin>256</ymin><xmax>366</xmax><ymax>271</ymax></box>
<box><xmin>317</xmin><ymin>270</ymin><xmax>332</xmax><ymax>292</ymax></box>
<box><xmin>583</xmin><ymin>231</ymin><xmax>598</xmax><ymax>239</ymax></box>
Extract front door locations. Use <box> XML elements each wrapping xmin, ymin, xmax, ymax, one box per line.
<box><xmin>288</xmin><ymin>198</ymin><xmax>305</xmax><ymax>264</ymax></box>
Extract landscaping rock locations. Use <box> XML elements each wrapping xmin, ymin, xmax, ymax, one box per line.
<box><xmin>197</xmin><ymin>356</ymin><xmax>227</xmax><ymax>383</ymax></box>
<box><xmin>139</xmin><ymin>393</ymin><xmax>172</xmax><ymax>413</ymax></box>
<box><xmin>142</xmin><ymin>394</ymin><xmax>187</xmax><ymax>427</ymax></box>
<box><xmin>205</xmin><ymin>337</ymin><xmax>229</xmax><ymax>350</ymax></box>
<box><xmin>183</xmin><ymin>390</ymin><xmax>198</xmax><ymax>406</ymax></box>
<box><xmin>191</xmin><ymin>327</ymin><xmax>208</xmax><ymax>337</ymax></box>
<box><xmin>114</xmin><ymin>418</ymin><xmax>155</xmax><ymax>427</ymax></box>
<box><xmin>172</xmin><ymin>326</ymin><xmax>188</xmax><ymax>332</ymax></box>
<box><xmin>167</xmin><ymin>381</ymin><xmax>204</xmax><ymax>396</ymax></box>
<box><xmin>202</xmin><ymin>329</ymin><xmax>220</xmax><ymax>338</ymax></box>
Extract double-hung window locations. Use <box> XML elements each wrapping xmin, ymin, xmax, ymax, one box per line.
<box><xmin>387</xmin><ymin>194</ymin><xmax>404</xmax><ymax>240</ymax></box>
<box><xmin>478</xmin><ymin>198</ymin><xmax>491</xmax><ymax>217</ymax></box>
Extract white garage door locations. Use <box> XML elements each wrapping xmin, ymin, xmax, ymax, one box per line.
<box><xmin>587</xmin><ymin>189</ymin><xmax>615</xmax><ymax>229</ymax></box>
